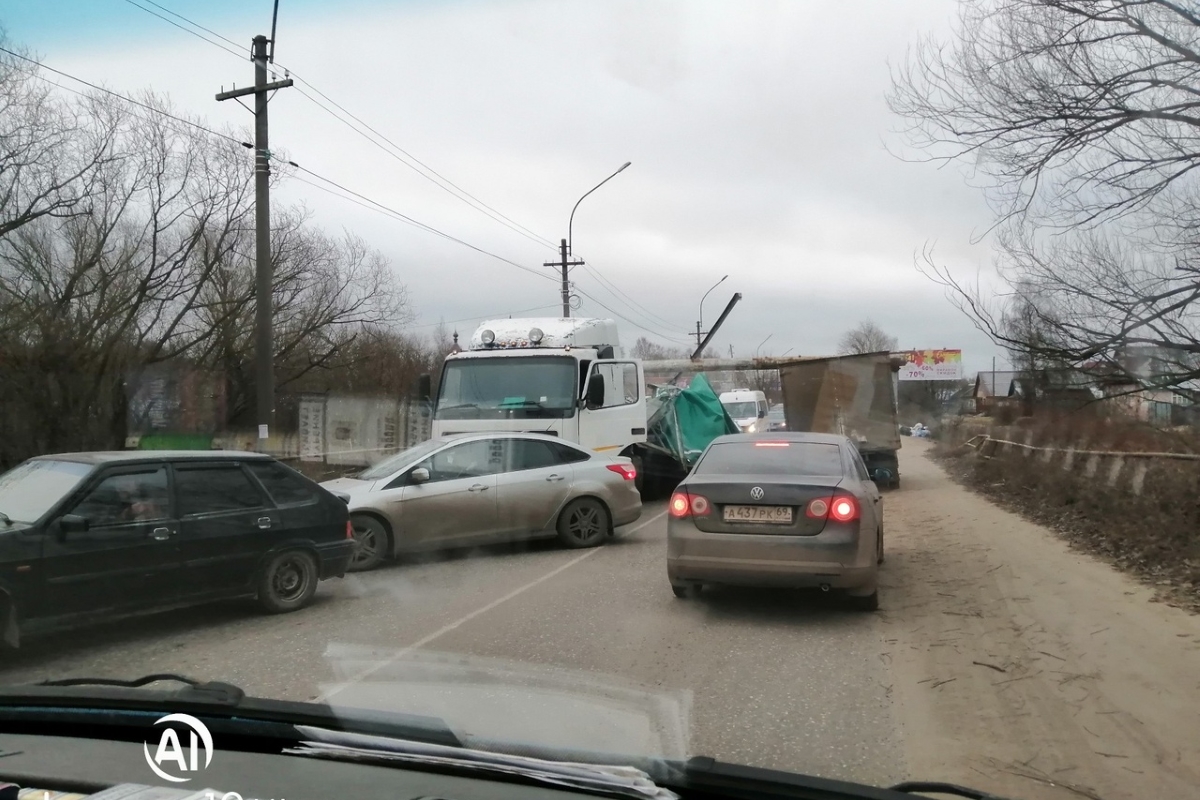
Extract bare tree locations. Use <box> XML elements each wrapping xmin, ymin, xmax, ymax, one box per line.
<box><xmin>890</xmin><ymin>0</ymin><xmax>1200</xmax><ymax>229</ymax></box>
<box><xmin>892</xmin><ymin>0</ymin><xmax>1200</xmax><ymax>391</ymax></box>
<box><xmin>0</xmin><ymin>77</ymin><xmax>411</xmax><ymax>465</ymax></box>
<box><xmin>838</xmin><ymin>320</ymin><xmax>898</xmax><ymax>355</ymax></box>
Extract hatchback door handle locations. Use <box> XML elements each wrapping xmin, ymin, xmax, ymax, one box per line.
<box><xmin>469</xmin><ymin>484</ymin><xmax>489</xmax><ymax>492</ymax></box>
<box><xmin>546</xmin><ymin>474</ymin><xmax>564</xmax><ymax>482</ymax></box>
<box><xmin>149</xmin><ymin>527</ymin><xmax>171</xmax><ymax>541</ymax></box>
<box><xmin>257</xmin><ymin>516</ymin><xmax>273</xmax><ymax>529</ymax></box>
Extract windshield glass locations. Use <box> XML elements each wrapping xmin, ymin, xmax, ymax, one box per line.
<box><xmin>436</xmin><ymin>356</ymin><xmax>577</xmax><ymax>419</ymax></box>
<box><xmin>722</xmin><ymin>401</ymin><xmax>758</xmax><ymax>418</ymax></box>
<box><xmin>358</xmin><ymin>439</ymin><xmax>445</xmax><ymax>480</ymax></box>
<box><xmin>0</xmin><ymin>460</ymin><xmax>93</xmax><ymax>523</ymax></box>
<box><xmin>5</xmin><ymin>6</ymin><xmax>1193</xmax><ymax>800</ymax></box>
<box><xmin>695</xmin><ymin>441</ymin><xmax>844</xmax><ymax>477</ymax></box>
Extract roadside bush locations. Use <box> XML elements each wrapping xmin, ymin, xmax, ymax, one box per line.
<box><xmin>935</xmin><ymin>415</ymin><xmax>1200</xmax><ymax>611</ymax></box>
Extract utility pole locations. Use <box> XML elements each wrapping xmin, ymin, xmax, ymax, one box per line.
<box><xmin>216</xmin><ymin>35</ymin><xmax>293</xmax><ymax>446</ymax></box>
<box><xmin>544</xmin><ymin>238</ymin><xmax>584</xmax><ymax>317</ymax></box>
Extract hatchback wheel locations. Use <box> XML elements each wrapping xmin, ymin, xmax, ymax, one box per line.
<box><xmin>349</xmin><ymin>515</ymin><xmax>388</xmax><ymax>572</ymax></box>
<box><xmin>557</xmin><ymin>497</ymin><xmax>609</xmax><ymax>548</ymax></box>
<box><xmin>258</xmin><ymin>550</ymin><xmax>318</xmax><ymax>613</ymax></box>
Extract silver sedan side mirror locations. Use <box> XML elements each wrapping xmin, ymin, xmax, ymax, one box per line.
<box><xmin>410</xmin><ymin>467</ymin><xmax>430</xmax><ymax>484</ymax></box>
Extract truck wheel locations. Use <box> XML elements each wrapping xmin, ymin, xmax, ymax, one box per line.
<box><xmin>258</xmin><ymin>550</ymin><xmax>318</xmax><ymax>613</ymax></box>
<box><xmin>557</xmin><ymin>498</ymin><xmax>609</xmax><ymax>548</ymax></box>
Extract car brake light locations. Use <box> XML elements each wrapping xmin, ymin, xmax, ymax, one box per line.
<box><xmin>346</xmin><ymin>520</ymin><xmax>354</xmax><ymax>539</ymax></box>
<box><xmin>669</xmin><ymin>492</ymin><xmax>690</xmax><ymax>518</ymax></box>
<box><xmin>669</xmin><ymin>491</ymin><xmax>711</xmax><ymax>518</ymax></box>
<box><xmin>606</xmin><ymin>463</ymin><xmax>637</xmax><ymax>481</ymax></box>
<box><xmin>806</xmin><ymin>495</ymin><xmax>859</xmax><ymax>521</ymax></box>
<box><xmin>830</xmin><ymin>495</ymin><xmax>859</xmax><ymax>522</ymax></box>
<box><xmin>754</xmin><ymin>441</ymin><xmax>790</xmax><ymax>447</ymax></box>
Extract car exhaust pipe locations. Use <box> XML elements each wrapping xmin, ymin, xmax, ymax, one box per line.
<box><xmin>820</xmin><ymin>583</ymin><xmax>831</xmax><ymax>592</ymax></box>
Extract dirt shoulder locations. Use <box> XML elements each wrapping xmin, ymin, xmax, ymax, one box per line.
<box><xmin>884</xmin><ymin>440</ymin><xmax>1200</xmax><ymax>800</ymax></box>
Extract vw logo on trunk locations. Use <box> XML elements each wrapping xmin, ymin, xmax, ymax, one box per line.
<box><xmin>750</xmin><ymin>486</ymin><xmax>764</xmax><ymax>500</ymax></box>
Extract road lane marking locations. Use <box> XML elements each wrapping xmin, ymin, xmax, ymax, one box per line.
<box><xmin>316</xmin><ymin>508</ymin><xmax>667</xmax><ymax>702</ymax></box>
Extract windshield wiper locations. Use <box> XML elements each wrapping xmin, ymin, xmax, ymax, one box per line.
<box><xmin>438</xmin><ymin>402</ymin><xmax>480</xmax><ymax>412</ymax></box>
<box><xmin>286</xmin><ymin>725</ymin><xmax>677</xmax><ymax>800</ymax></box>
<box><xmin>889</xmin><ymin>781</ymin><xmax>1011</xmax><ymax>799</ymax></box>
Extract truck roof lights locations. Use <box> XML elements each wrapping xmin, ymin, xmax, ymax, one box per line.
<box><xmin>480</xmin><ymin>329</ymin><xmax>495</xmax><ymax>345</ymax></box>
<box><xmin>529</xmin><ymin>327</ymin><xmax>544</xmax><ymax>344</ymax></box>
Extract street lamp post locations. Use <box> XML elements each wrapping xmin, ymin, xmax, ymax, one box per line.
<box><xmin>696</xmin><ymin>274</ymin><xmax>728</xmax><ymax>347</ymax></box>
<box><xmin>756</xmin><ymin>333</ymin><xmax>773</xmax><ymax>359</ymax></box>
<box><xmin>546</xmin><ymin>162</ymin><xmax>631</xmax><ymax>318</ymax></box>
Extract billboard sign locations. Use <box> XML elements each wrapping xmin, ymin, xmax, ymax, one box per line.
<box><xmin>898</xmin><ymin>349</ymin><xmax>963</xmax><ymax>381</ymax></box>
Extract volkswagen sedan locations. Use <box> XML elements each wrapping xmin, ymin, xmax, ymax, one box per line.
<box><xmin>666</xmin><ymin>432</ymin><xmax>883</xmax><ymax>610</ymax></box>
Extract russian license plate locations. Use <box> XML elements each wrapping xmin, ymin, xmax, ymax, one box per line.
<box><xmin>723</xmin><ymin>505</ymin><xmax>793</xmax><ymax>524</ymax></box>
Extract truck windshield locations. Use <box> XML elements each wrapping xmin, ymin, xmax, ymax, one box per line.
<box><xmin>436</xmin><ymin>356</ymin><xmax>577</xmax><ymax>419</ymax></box>
<box><xmin>723</xmin><ymin>401</ymin><xmax>758</xmax><ymax>418</ymax></box>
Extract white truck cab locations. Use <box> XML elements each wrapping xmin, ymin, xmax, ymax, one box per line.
<box><xmin>719</xmin><ymin>389</ymin><xmax>769</xmax><ymax>432</ymax></box>
<box><xmin>430</xmin><ymin>318</ymin><xmax>648</xmax><ymax>459</ymax></box>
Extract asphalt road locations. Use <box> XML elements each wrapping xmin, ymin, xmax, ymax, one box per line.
<box><xmin>12</xmin><ymin>442</ymin><xmax>1196</xmax><ymax>799</ymax></box>
<box><xmin>0</xmin><ymin>490</ymin><xmax>904</xmax><ymax>788</ymax></box>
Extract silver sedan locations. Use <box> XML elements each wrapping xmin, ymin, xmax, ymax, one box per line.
<box><xmin>322</xmin><ymin>432</ymin><xmax>642</xmax><ymax>571</ymax></box>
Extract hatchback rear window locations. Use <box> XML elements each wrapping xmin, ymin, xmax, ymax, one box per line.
<box><xmin>248</xmin><ymin>462</ymin><xmax>319</xmax><ymax>506</ymax></box>
<box><xmin>694</xmin><ymin>441</ymin><xmax>844</xmax><ymax>477</ymax></box>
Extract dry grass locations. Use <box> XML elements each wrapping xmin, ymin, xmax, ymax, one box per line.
<box><xmin>934</xmin><ymin>415</ymin><xmax>1200</xmax><ymax>613</ymax></box>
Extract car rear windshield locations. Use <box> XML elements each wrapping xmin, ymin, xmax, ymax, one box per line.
<box><xmin>694</xmin><ymin>441</ymin><xmax>844</xmax><ymax>477</ymax></box>
<box><xmin>0</xmin><ymin>459</ymin><xmax>94</xmax><ymax>524</ymax></box>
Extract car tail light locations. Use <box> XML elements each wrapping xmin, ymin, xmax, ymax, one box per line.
<box><xmin>345</xmin><ymin>520</ymin><xmax>354</xmax><ymax>539</ymax></box>
<box><xmin>830</xmin><ymin>495</ymin><xmax>859</xmax><ymax>522</ymax></box>
<box><xmin>606</xmin><ymin>463</ymin><xmax>637</xmax><ymax>481</ymax></box>
<box><xmin>669</xmin><ymin>490</ymin><xmax>711</xmax><ymax>518</ymax></box>
<box><xmin>805</xmin><ymin>495</ymin><xmax>859</xmax><ymax>522</ymax></box>
<box><xmin>805</xmin><ymin>498</ymin><xmax>830</xmax><ymax>519</ymax></box>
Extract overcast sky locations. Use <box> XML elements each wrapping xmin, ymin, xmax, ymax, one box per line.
<box><xmin>4</xmin><ymin>0</ymin><xmax>1012</xmax><ymax>376</ymax></box>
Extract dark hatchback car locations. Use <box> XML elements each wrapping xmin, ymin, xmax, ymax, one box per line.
<box><xmin>0</xmin><ymin>450</ymin><xmax>354</xmax><ymax>647</ymax></box>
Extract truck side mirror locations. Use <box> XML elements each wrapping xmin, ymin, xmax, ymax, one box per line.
<box><xmin>417</xmin><ymin>374</ymin><xmax>432</xmax><ymax>403</ymax></box>
<box><xmin>585</xmin><ymin>374</ymin><xmax>606</xmax><ymax>409</ymax></box>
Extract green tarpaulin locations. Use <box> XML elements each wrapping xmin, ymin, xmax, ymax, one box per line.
<box><xmin>647</xmin><ymin>373</ymin><xmax>740</xmax><ymax>466</ymax></box>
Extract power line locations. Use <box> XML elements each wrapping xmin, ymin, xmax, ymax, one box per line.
<box><xmin>572</xmin><ymin>286</ymin><xmax>692</xmax><ymax>346</ymax></box>
<box><xmin>3</xmin><ymin>47</ymin><xmax>553</xmax><ymax>293</ymax></box>
<box><xmin>283</xmin><ymin>164</ymin><xmax>556</xmax><ymax>284</ymax></box>
<box><xmin>284</xmin><ymin>78</ymin><xmax>556</xmax><ymax>250</ymax></box>
<box><xmin>126</xmin><ymin>0</ymin><xmax>246</xmax><ymax>49</ymax></box>
<box><xmin>118</xmin><ymin>0</ymin><xmax>246</xmax><ymax>59</ymax></box>
<box><xmin>578</xmin><ymin>260</ymin><xmax>679</xmax><ymax>330</ymax></box>
<box><xmin>0</xmin><ymin>46</ymin><xmax>245</xmax><ymax>147</ymax></box>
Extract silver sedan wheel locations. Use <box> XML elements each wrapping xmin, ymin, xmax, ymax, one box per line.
<box><xmin>349</xmin><ymin>515</ymin><xmax>388</xmax><ymax>571</ymax></box>
<box><xmin>557</xmin><ymin>498</ymin><xmax>609</xmax><ymax>548</ymax></box>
